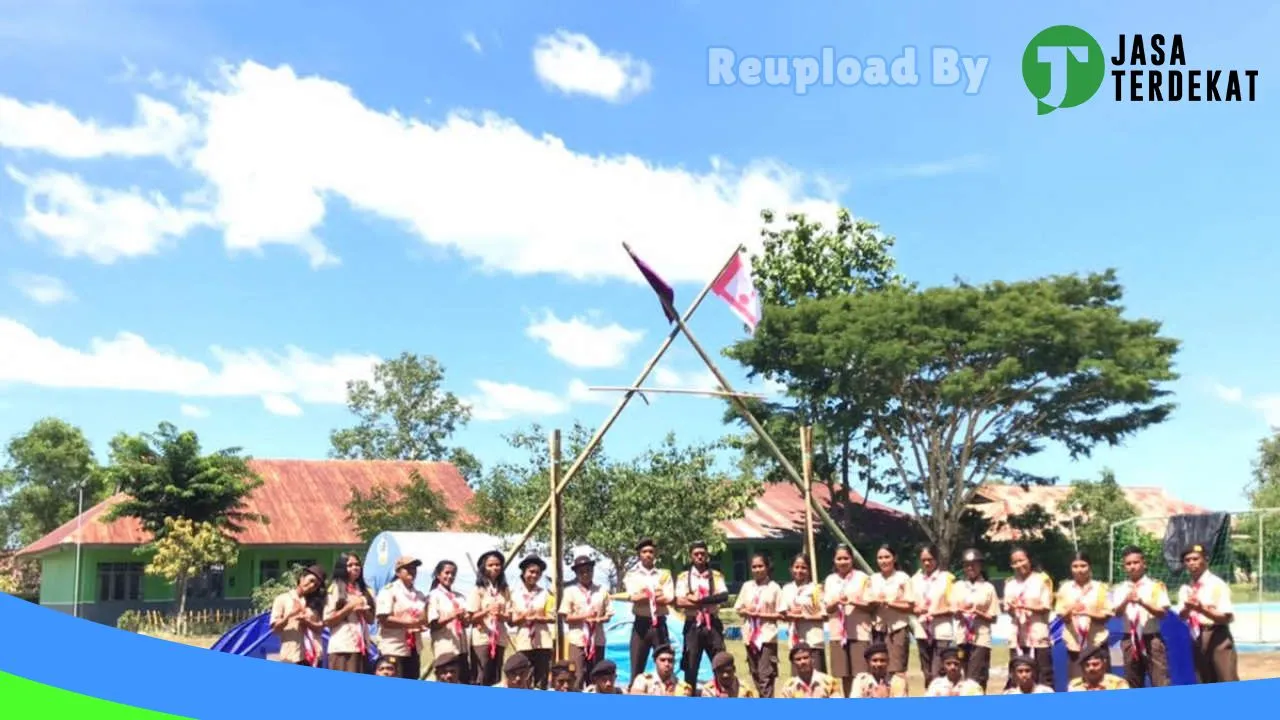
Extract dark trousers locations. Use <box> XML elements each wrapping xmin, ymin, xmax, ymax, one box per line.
<box><xmin>1004</xmin><ymin>647</ymin><xmax>1054</xmax><ymax>690</ymax></box>
<box><xmin>390</xmin><ymin>654</ymin><xmax>421</xmax><ymax>680</ymax></box>
<box><xmin>960</xmin><ymin>644</ymin><xmax>991</xmax><ymax>692</ymax></box>
<box><xmin>470</xmin><ymin>647</ymin><xmax>505</xmax><ymax>686</ymax></box>
<box><xmin>327</xmin><ymin>652</ymin><xmax>368</xmax><ymax>673</ymax></box>
<box><xmin>520</xmin><ymin>649</ymin><xmax>553</xmax><ymax>689</ymax></box>
<box><xmin>570</xmin><ymin>644</ymin><xmax>606</xmax><ymax>689</ymax></box>
<box><xmin>916</xmin><ymin>639</ymin><xmax>941</xmax><ymax>685</ymax></box>
<box><xmin>629</xmin><ymin>616</ymin><xmax>670</xmax><ymax>679</ymax></box>
<box><xmin>746</xmin><ymin>641</ymin><xmax>778</xmax><ymax>698</ymax></box>
<box><xmin>1120</xmin><ymin>633</ymin><xmax>1170</xmax><ymax>687</ymax></box>
<box><xmin>681</xmin><ymin>618</ymin><xmax>726</xmax><ymax>686</ymax></box>
<box><xmin>1192</xmin><ymin>626</ymin><xmax>1239</xmax><ymax>683</ymax></box>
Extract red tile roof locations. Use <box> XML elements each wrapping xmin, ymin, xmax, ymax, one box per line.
<box><xmin>970</xmin><ymin>484</ymin><xmax>1210</xmax><ymax>541</ymax></box>
<box><xmin>718</xmin><ymin>482</ymin><xmax>907</xmax><ymax>541</ymax></box>
<box><xmin>17</xmin><ymin>459</ymin><xmax>474</xmax><ymax>558</ymax></box>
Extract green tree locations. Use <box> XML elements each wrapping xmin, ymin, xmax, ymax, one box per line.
<box><xmin>469</xmin><ymin>424</ymin><xmax>762</xmax><ymax>588</ymax></box>
<box><xmin>0</xmin><ymin>418</ymin><xmax>107</xmax><ymax>548</ymax></box>
<box><xmin>345</xmin><ymin>469</ymin><xmax>457</xmax><ymax>544</ymax></box>
<box><xmin>1062</xmin><ymin>469</ymin><xmax>1156</xmax><ymax>570</ymax></box>
<box><xmin>104</xmin><ymin>422</ymin><xmax>264</xmax><ymax>537</ymax></box>
<box><xmin>1233</xmin><ymin>432</ymin><xmax>1280</xmax><ymax>588</ymax></box>
<box><xmin>145</xmin><ymin>517</ymin><xmax>239</xmax><ymax>631</ymax></box>
<box><xmin>724</xmin><ymin>209</ymin><xmax>904</xmax><ymax>535</ymax></box>
<box><xmin>731</xmin><ymin>270</ymin><xmax>1179</xmax><ymax>565</ymax></box>
<box><xmin>329</xmin><ymin>352</ymin><xmax>481</xmax><ymax>482</ymax></box>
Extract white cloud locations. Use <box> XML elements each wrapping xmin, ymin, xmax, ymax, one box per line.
<box><xmin>465</xmin><ymin>380</ymin><xmax>568</xmax><ymax>421</ymax></box>
<box><xmin>567</xmin><ymin>378</ymin><xmax>615</xmax><ymax>405</ymax></box>
<box><xmin>463</xmin><ymin>32</ymin><xmax>483</xmax><ymax>54</ymax></box>
<box><xmin>7</xmin><ymin>166</ymin><xmax>211</xmax><ymax>263</ymax></box>
<box><xmin>1214</xmin><ymin>383</ymin><xmax>1244</xmax><ymax>404</ymax></box>
<box><xmin>0</xmin><ymin>317</ymin><xmax>378</xmax><ymax>415</ymax></box>
<box><xmin>262</xmin><ymin>394</ymin><xmax>303</xmax><ymax>417</ymax></box>
<box><xmin>885</xmin><ymin>154</ymin><xmax>989</xmax><ymax>179</ymax></box>
<box><xmin>0</xmin><ymin>93</ymin><xmax>198</xmax><ymax>161</ymax></box>
<box><xmin>179</xmin><ymin>403</ymin><xmax>210</xmax><ymax>418</ymax></box>
<box><xmin>10</xmin><ymin>272</ymin><xmax>75</xmax><ymax>305</ymax></box>
<box><xmin>2</xmin><ymin>61</ymin><xmax>836</xmax><ymax>278</ymax></box>
<box><xmin>652</xmin><ymin>366</ymin><xmax>720</xmax><ymax>392</ymax></box>
<box><xmin>525</xmin><ymin>311</ymin><xmax>644</xmax><ymax>368</ymax></box>
<box><xmin>532</xmin><ymin>30</ymin><xmax>653</xmax><ymax>103</ymax></box>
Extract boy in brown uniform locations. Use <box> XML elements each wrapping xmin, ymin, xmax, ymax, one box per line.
<box><xmin>1177</xmin><ymin>543</ymin><xmax>1239</xmax><ymax>683</ymax></box>
<box><xmin>1110</xmin><ymin>545</ymin><xmax>1172</xmax><ymax>687</ymax></box>
<box><xmin>675</xmin><ymin>540</ymin><xmax>729</xmax><ymax>688</ymax></box>
<box><xmin>429</xmin><ymin>652</ymin><xmax>465</xmax><ymax>683</ymax></box>
<box><xmin>623</xmin><ymin>537</ymin><xmax>674</xmax><ymax>679</ymax></box>
<box><xmin>698</xmin><ymin>651</ymin><xmax>760</xmax><ymax>697</ymax></box>
<box><xmin>1067</xmin><ymin>644</ymin><xmax>1128</xmax><ymax>691</ymax></box>
<box><xmin>374</xmin><ymin>555</ymin><xmax>428</xmax><ymax>680</ymax></box>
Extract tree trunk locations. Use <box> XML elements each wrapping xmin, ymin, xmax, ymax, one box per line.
<box><xmin>176</xmin><ymin>573</ymin><xmax>189</xmax><ymax>635</ymax></box>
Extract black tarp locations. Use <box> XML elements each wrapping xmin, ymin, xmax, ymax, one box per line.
<box><xmin>1161</xmin><ymin>512</ymin><xmax>1229</xmax><ymax>575</ymax></box>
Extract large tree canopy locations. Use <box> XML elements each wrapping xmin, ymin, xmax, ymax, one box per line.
<box><xmin>0</xmin><ymin>418</ymin><xmax>107</xmax><ymax>549</ymax></box>
<box><xmin>730</xmin><ymin>269</ymin><xmax>1180</xmax><ymax>563</ymax></box>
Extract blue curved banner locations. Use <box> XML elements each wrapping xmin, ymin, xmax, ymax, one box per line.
<box><xmin>0</xmin><ymin>591</ymin><xmax>1272</xmax><ymax>716</ymax></box>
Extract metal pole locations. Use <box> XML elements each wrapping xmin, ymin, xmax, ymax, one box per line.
<box><xmin>1258</xmin><ymin>511</ymin><xmax>1264</xmax><ymax>644</ymax></box>
<box><xmin>73</xmin><ymin>482</ymin><xmax>84</xmax><ymax>618</ymax></box>
<box><xmin>662</xmin><ymin>293</ymin><xmax>872</xmax><ymax>573</ymax></box>
<box><xmin>801</xmin><ymin>426</ymin><xmax>818</xmax><ymax>580</ymax></box>
<box><xmin>502</xmin><ymin>246</ymin><xmax>745</xmax><ymax>569</ymax></box>
<box><xmin>549</xmin><ymin>429</ymin><xmax>564</xmax><ymax>660</ymax></box>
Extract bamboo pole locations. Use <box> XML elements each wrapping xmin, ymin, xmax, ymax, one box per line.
<box><xmin>801</xmin><ymin>426</ymin><xmax>818</xmax><ymax>579</ymax></box>
<box><xmin>587</xmin><ymin>386</ymin><xmax>768</xmax><ymax>400</ymax></box>
<box><xmin>549</xmin><ymin>429</ymin><xmax>565</xmax><ymax>660</ymax></box>
<box><xmin>502</xmin><ymin>246</ymin><xmax>746</xmax><ymax>569</ymax></box>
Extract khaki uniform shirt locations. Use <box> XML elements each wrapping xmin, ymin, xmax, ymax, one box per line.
<box><xmin>561</xmin><ymin>582</ymin><xmax>610</xmax><ymax>647</ymax></box>
<box><xmin>270</xmin><ymin>589</ymin><xmax>320</xmax><ymax>664</ymax></box>
<box><xmin>1055</xmin><ymin>580</ymin><xmax>1111</xmax><ymax>652</ymax></box>
<box><xmin>467</xmin><ymin>585</ymin><xmax>511</xmax><ymax>649</ymax></box>
<box><xmin>324</xmin><ymin>583</ymin><xmax>373</xmax><ymax>655</ymax></box>
<box><xmin>510</xmin><ymin>584</ymin><xmax>556</xmax><ymax>652</ymax></box>
<box><xmin>629</xmin><ymin>672</ymin><xmax>693</xmax><ymax>696</ymax></box>
<box><xmin>698</xmin><ymin>680</ymin><xmax>760</xmax><ymax>697</ymax></box>
<box><xmin>1110</xmin><ymin>575</ymin><xmax>1171</xmax><ymax>636</ymax></box>
<box><xmin>869</xmin><ymin>570</ymin><xmax>915</xmax><ymax>634</ymax></box>
<box><xmin>947</xmin><ymin>579</ymin><xmax>1000</xmax><ymax>648</ymax></box>
<box><xmin>1002</xmin><ymin>684</ymin><xmax>1054</xmax><ymax>694</ymax></box>
<box><xmin>426</xmin><ymin>586</ymin><xmax>469</xmax><ymax>656</ymax></box>
<box><xmin>1177</xmin><ymin>571</ymin><xmax>1234</xmax><ymax>634</ymax></box>
<box><xmin>1068</xmin><ymin>674</ymin><xmax>1129</xmax><ymax>691</ymax></box>
<box><xmin>1003</xmin><ymin>572</ymin><xmax>1053</xmax><ymax>650</ymax></box>
<box><xmin>778</xmin><ymin>671</ymin><xmax>841</xmax><ymax>698</ymax></box>
<box><xmin>823</xmin><ymin>570</ymin><xmax>873</xmax><ymax>643</ymax></box>
<box><xmin>624</xmin><ymin>566</ymin><xmax>674</xmax><ymax>618</ymax></box>
<box><xmin>734</xmin><ymin>579</ymin><xmax>782</xmax><ymax>645</ymax></box>
<box><xmin>925</xmin><ymin>676</ymin><xmax>983</xmax><ymax>696</ymax></box>
<box><xmin>779</xmin><ymin>581</ymin><xmax>826</xmax><ymax>647</ymax></box>
<box><xmin>849</xmin><ymin>672</ymin><xmax>909</xmax><ymax>698</ymax></box>
<box><xmin>375</xmin><ymin>581</ymin><xmax>427</xmax><ymax>658</ymax></box>
<box><xmin>909</xmin><ymin>570</ymin><xmax>954</xmax><ymax>642</ymax></box>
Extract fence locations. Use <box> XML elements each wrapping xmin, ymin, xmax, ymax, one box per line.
<box><xmin>1109</xmin><ymin>509</ymin><xmax>1280</xmax><ymax>644</ymax></box>
<box><xmin>116</xmin><ymin>608</ymin><xmax>260</xmax><ymax>637</ymax></box>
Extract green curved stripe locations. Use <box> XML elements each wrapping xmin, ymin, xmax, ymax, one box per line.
<box><xmin>0</xmin><ymin>671</ymin><xmax>191</xmax><ymax>718</ymax></box>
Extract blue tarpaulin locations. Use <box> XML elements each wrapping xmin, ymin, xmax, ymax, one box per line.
<box><xmin>210</xmin><ymin>611</ymin><xmax>379</xmax><ymax>665</ymax></box>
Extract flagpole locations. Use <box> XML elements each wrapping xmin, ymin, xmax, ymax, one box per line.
<box><xmin>656</xmin><ymin>293</ymin><xmax>873</xmax><ymax>574</ymax></box>
<box><xmin>502</xmin><ymin>245</ymin><xmax>746</xmax><ymax>569</ymax></box>
<box><xmin>801</xmin><ymin>426</ymin><xmax>819</xmax><ymax>581</ymax></box>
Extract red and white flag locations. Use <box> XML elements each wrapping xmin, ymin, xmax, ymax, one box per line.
<box><xmin>712</xmin><ymin>250</ymin><xmax>762</xmax><ymax>333</ymax></box>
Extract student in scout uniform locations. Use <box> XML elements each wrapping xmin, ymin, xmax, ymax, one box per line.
<box><xmin>1067</xmin><ymin>644</ymin><xmax>1128</xmax><ymax>691</ymax></box>
<box><xmin>849</xmin><ymin>642</ymin><xmax>909</xmax><ymax>698</ymax></box>
<box><xmin>629</xmin><ymin>643</ymin><xmax>694</xmax><ymax>696</ymax></box>
<box><xmin>1110</xmin><ymin>545</ymin><xmax>1172</xmax><ymax>687</ymax></box>
<box><xmin>823</xmin><ymin>543</ymin><xmax>872</xmax><ymax>696</ymax></box>
<box><xmin>948</xmin><ymin>548</ymin><xmax>999</xmax><ymax>693</ymax></box>
<box><xmin>1054</xmin><ymin>552</ymin><xmax>1110</xmax><ymax>680</ymax></box>
<box><xmin>733</xmin><ymin>551</ymin><xmax>782</xmax><ymax>697</ymax></box>
<box><xmin>426</xmin><ymin>560</ymin><xmax>471</xmax><ymax>682</ymax></box>
<box><xmin>561</xmin><ymin>554</ymin><xmax>612</xmax><ymax>689</ymax></box>
<box><xmin>323</xmin><ymin>552</ymin><xmax>376</xmax><ymax>673</ymax></box>
<box><xmin>549</xmin><ymin>661</ymin><xmax>577</xmax><ymax>691</ymax></box>
<box><xmin>269</xmin><ymin>564</ymin><xmax>326</xmax><ymax>667</ymax></box>
<box><xmin>510</xmin><ymin>554</ymin><xmax>556</xmax><ymax>689</ymax></box>
<box><xmin>777</xmin><ymin>642</ymin><xmax>841</xmax><ymax>698</ymax></box>
<box><xmin>909</xmin><ymin>545</ymin><xmax>953</xmax><ymax>686</ymax></box>
<box><xmin>698</xmin><ymin>651</ymin><xmax>760</xmax><ymax>698</ymax></box>
<box><xmin>374</xmin><ymin>655</ymin><xmax>399</xmax><ymax>677</ymax></box>
<box><xmin>778</xmin><ymin>553</ymin><xmax>827</xmax><ymax>675</ymax></box>
<box><xmin>468</xmin><ymin>550</ymin><xmax>512</xmax><ymax>686</ymax></box>
<box><xmin>624</xmin><ymin>537</ymin><xmax>675</xmax><ymax>679</ymax></box>
<box><xmin>1002</xmin><ymin>655</ymin><xmax>1054</xmax><ymax>694</ymax></box>
<box><xmin>675</xmin><ymin>540</ymin><xmax>729</xmax><ymax>687</ymax></box>
<box><xmin>583</xmin><ymin>659</ymin><xmax>626</xmax><ymax>694</ymax></box>
<box><xmin>923</xmin><ymin>646</ymin><xmax>983</xmax><ymax>697</ymax></box>
<box><xmin>374</xmin><ymin>555</ymin><xmax>428</xmax><ymax>680</ymax></box>
<box><xmin>868</xmin><ymin>545</ymin><xmax>914</xmax><ymax>687</ymax></box>
<box><xmin>429</xmin><ymin>651</ymin><xmax>466</xmax><ymax>684</ymax></box>
<box><xmin>1177</xmin><ymin>543</ymin><xmax>1239</xmax><ymax>683</ymax></box>
<box><xmin>1002</xmin><ymin>547</ymin><xmax>1054</xmax><ymax>690</ymax></box>
<box><xmin>494</xmin><ymin>652</ymin><xmax>536</xmax><ymax>689</ymax></box>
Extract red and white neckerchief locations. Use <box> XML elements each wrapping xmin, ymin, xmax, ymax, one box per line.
<box><xmin>395</xmin><ymin>581</ymin><xmax>423</xmax><ymax>655</ymax></box>
<box><xmin>918</xmin><ymin>571</ymin><xmax>938</xmax><ymax>640</ymax></box>
<box><xmin>691</xmin><ymin>568</ymin><xmax>714</xmax><ymax>629</ymax></box>
<box><xmin>522</xmin><ymin>586</ymin><xmax>546</xmax><ymax>650</ymax></box>
<box><xmin>294</xmin><ymin>595</ymin><xmax>319</xmax><ymax>665</ymax></box>
<box><xmin>794</xmin><ymin>675</ymin><xmax>815</xmax><ymax>697</ymax></box>
<box><xmin>832</xmin><ymin>572</ymin><xmax>860</xmax><ymax>646</ymax></box>
<box><xmin>640</xmin><ymin>568</ymin><xmax>661</xmax><ymax>617</ymax></box>
<box><xmin>746</xmin><ymin>583</ymin><xmax>765</xmax><ymax>650</ymax></box>
<box><xmin>432</xmin><ymin>587</ymin><xmax>465</xmax><ymax>638</ymax></box>
<box><xmin>1187</xmin><ymin>580</ymin><xmax>1204</xmax><ymax>639</ymax></box>
<box><xmin>579</xmin><ymin>584</ymin><xmax>600</xmax><ymax>660</ymax></box>
<box><xmin>1011</xmin><ymin>575</ymin><xmax>1033</xmax><ymax>655</ymax></box>
<box><xmin>484</xmin><ymin>586</ymin><xmax>502</xmax><ymax>658</ymax></box>
<box><xmin>960</xmin><ymin>582</ymin><xmax>981</xmax><ymax>644</ymax></box>
<box><xmin>346</xmin><ymin>584</ymin><xmax>368</xmax><ymax>654</ymax></box>
<box><xmin>1070</xmin><ymin>581</ymin><xmax>1094</xmax><ymax>640</ymax></box>
<box><xmin>1125</xmin><ymin>578</ymin><xmax>1149</xmax><ymax>660</ymax></box>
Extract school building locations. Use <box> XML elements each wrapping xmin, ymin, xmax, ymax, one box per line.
<box><xmin>16</xmin><ymin>459</ymin><xmax>475</xmax><ymax>626</ymax></box>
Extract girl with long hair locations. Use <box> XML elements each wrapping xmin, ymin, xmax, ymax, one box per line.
<box><xmin>268</xmin><ymin>564</ymin><xmax>326</xmax><ymax>667</ymax></box>
<box><xmin>1055</xmin><ymin>551</ymin><xmax>1111</xmax><ymax>680</ymax></box>
<box><xmin>777</xmin><ymin>553</ymin><xmax>827</xmax><ymax>676</ymax></box>
<box><xmin>732</xmin><ymin>551</ymin><xmax>782</xmax><ymax>697</ymax></box>
<box><xmin>425</xmin><ymin>560</ymin><xmax>470</xmax><ymax>681</ymax></box>
<box><xmin>323</xmin><ymin>552</ymin><xmax>375</xmax><ymax>673</ymax></box>
<box><xmin>868</xmin><ymin>545</ymin><xmax>914</xmax><ymax>687</ymax></box>
<box><xmin>822</xmin><ymin>544</ymin><xmax>872</xmax><ymax>697</ymax></box>
<box><xmin>1003</xmin><ymin>546</ymin><xmax>1054</xmax><ymax>689</ymax></box>
<box><xmin>909</xmin><ymin>544</ymin><xmax>953</xmax><ymax>686</ymax></box>
<box><xmin>468</xmin><ymin>550</ymin><xmax>511</xmax><ymax>686</ymax></box>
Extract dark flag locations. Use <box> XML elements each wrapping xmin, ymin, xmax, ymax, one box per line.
<box><xmin>622</xmin><ymin>242</ymin><xmax>678</xmax><ymax>323</ymax></box>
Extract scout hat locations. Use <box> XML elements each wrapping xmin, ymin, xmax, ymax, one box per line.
<box><xmin>376</xmin><ymin>655</ymin><xmax>398</xmax><ymax>671</ymax></box>
<box><xmin>394</xmin><ymin>555</ymin><xmax>421</xmax><ymax>571</ymax></box>
<box><xmin>711</xmin><ymin>651</ymin><xmax>735</xmax><ymax>672</ymax></box>
<box><xmin>504</xmin><ymin>653</ymin><xmax>533</xmax><ymax>674</ymax></box>
<box><xmin>301</xmin><ymin>564</ymin><xmax>327</xmax><ymax>584</ymax></box>
<box><xmin>551</xmin><ymin>660</ymin><xmax>575</xmax><ymax>676</ymax></box>
<box><xmin>433</xmin><ymin>652</ymin><xmax>462</xmax><ymax>670</ymax></box>
<box><xmin>518</xmin><ymin>555</ymin><xmax>547</xmax><ymax>572</ymax></box>
<box><xmin>960</xmin><ymin>548</ymin><xmax>984</xmax><ymax>563</ymax></box>
<box><xmin>1182</xmin><ymin>543</ymin><xmax>1206</xmax><ymax>560</ymax></box>
<box><xmin>1009</xmin><ymin>654</ymin><xmax>1037</xmax><ymax>670</ymax></box>
<box><xmin>1079</xmin><ymin>643</ymin><xmax>1110</xmax><ymax>665</ymax></box>
<box><xmin>689</xmin><ymin>540</ymin><xmax>708</xmax><ymax>552</ymax></box>
<box><xmin>863</xmin><ymin>642</ymin><xmax>889</xmax><ymax>660</ymax></box>
<box><xmin>589</xmin><ymin>659</ymin><xmax>618</xmax><ymax>679</ymax></box>
<box><xmin>938</xmin><ymin>645</ymin><xmax>963</xmax><ymax>663</ymax></box>
<box><xmin>571</xmin><ymin>555</ymin><xmax>595</xmax><ymax>570</ymax></box>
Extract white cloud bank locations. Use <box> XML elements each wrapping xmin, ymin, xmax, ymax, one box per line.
<box><xmin>532</xmin><ymin>30</ymin><xmax>653</xmax><ymax>103</ymax></box>
<box><xmin>526</xmin><ymin>310</ymin><xmax>644</xmax><ymax>369</ymax></box>
<box><xmin>10</xmin><ymin>272</ymin><xmax>75</xmax><ymax>305</ymax></box>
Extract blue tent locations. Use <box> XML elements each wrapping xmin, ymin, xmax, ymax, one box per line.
<box><xmin>210</xmin><ymin>612</ymin><xmax>379</xmax><ymax>666</ymax></box>
<box><xmin>1046</xmin><ymin>614</ymin><xmax>1196</xmax><ymax>691</ymax></box>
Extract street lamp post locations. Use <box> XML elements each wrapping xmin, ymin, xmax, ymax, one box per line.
<box><xmin>71</xmin><ymin>481</ymin><xmax>85</xmax><ymax>619</ymax></box>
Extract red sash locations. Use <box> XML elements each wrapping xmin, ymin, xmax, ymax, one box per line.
<box><xmin>1125</xmin><ymin>579</ymin><xmax>1148</xmax><ymax>660</ymax></box>
<box><xmin>485</xmin><ymin>587</ymin><xmax>501</xmax><ymax>658</ymax></box>
<box><xmin>746</xmin><ymin>586</ymin><xmax>764</xmax><ymax>649</ymax></box>
<box><xmin>346</xmin><ymin>584</ymin><xmax>367</xmax><ymax>655</ymax></box>
<box><xmin>918</xmin><ymin>572</ymin><xmax>937</xmax><ymax>640</ymax></box>
<box><xmin>692</xmin><ymin>570</ymin><xmax>714</xmax><ymax>629</ymax></box>
<box><xmin>580</xmin><ymin>585</ymin><xmax>598</xmax><ymax>660</ymax></box>
<box><xmin>1187</xmin><ymin>581</ymin><xmax>1203</xmax><ymax>639</ymax></box>
<box><xmin>523</xmin><ymin>588</ymin><xmax>546</xmax><ymax>650</ymax></box>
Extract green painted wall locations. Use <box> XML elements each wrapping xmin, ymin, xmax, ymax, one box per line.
<box><xmin>38</xmin><ymin>551</ymin><xmax>76</xmax><ymax>604</ymax></box>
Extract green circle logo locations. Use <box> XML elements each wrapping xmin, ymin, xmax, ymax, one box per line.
<box><xmin>1022</xmin><ymin>25</ymin><xmax>1105</xmax><ymax>115</ymax></box>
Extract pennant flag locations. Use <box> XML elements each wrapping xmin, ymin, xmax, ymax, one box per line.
<box><xmin>712</xmin><ymin>250</ymin><xmax>762</xmax><ymax>333</ymax></box>
<box><xmin>623</xmin><ymin>243</ymin><xmax>678</xmax><ymax>323</ymax></box>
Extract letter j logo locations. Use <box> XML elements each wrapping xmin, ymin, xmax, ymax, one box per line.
<box><xmin>1022</xmin><ymin>25</ymin><xmax>1105</xmax><ymax>115</ymax></box>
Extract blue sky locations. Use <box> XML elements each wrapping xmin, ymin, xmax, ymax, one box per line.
<box><xmin>1</xmin><ymin>1</ymin><xmax>1277</xmax><ymax>513</ymax></box>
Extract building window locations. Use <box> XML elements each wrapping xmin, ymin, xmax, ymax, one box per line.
<box><xmin>97</xmin><ymin>562</ymin><xmax>144</xmax><ymax>602</ymax></box>
<box><xmin>731</xmin><ymin>548</ymin><xmax>748</xmax><ymax>584</ymax></box>
<box><xmin>185</xmin><ymin>565</ymin><xmax>226</xmax><ymax>600</ymax></box>
<box><xmin>259</xmin><ymin>560</ymin><xmax>281</xmax><ymax>585</ymax></box>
